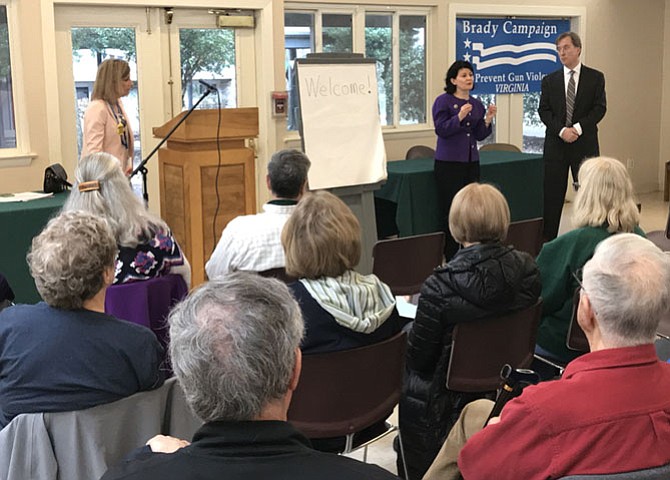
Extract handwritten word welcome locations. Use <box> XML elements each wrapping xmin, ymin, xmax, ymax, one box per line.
<box><xmin>302</xmin><ymin>75</ymin><xmax>372</xmax><ymax>98</ymax></box>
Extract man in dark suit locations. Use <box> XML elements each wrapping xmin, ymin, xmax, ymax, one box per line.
<box><xmin>539</xmin><ymin>31</ymin><xmax>607</xmax><ymax>240</ymax></box>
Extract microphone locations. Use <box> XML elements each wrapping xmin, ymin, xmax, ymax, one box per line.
<box><xmin>198</xmin><ymin>79</ymin><xmax>218</xmax><ymax>92</ymax></box>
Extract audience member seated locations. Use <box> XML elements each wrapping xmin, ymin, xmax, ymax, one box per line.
<box><xmin>63</xmin><ymin>152</ymin><xmax>191</xmax><ymax>285</ymax></box>
<box><xmin>282</xmin><ymin>191</ymin><xmax>407</xmax><ymax>355</ymax></box>
<box><xmin>424</xmin><ymin>234</ymin><xmax>670</xmax><ymax>480</ymax></box>
<box><xmin>0</xmin><ymin>273</ymin><xmax>14</xmax><ymax>312</ymax></box>
<box><xmin>205</xmin><ymin>149</ymin><xmax>310</xmax><ymax>279</ymax></box>
<box><xmin>536</xmin><ymin>156</ymin><xmax>643</xmax><ymax>365</ymax></box>
<box><xmin>0</xmin><ymin>211</ymin><xmax>164</xmax><ymax>429</ymax></box>
<box><xmin>399</xmin><ymin>183</ymin><xmax>541</xmax><ymax>480</ymax></box>
<box><xmin>101</xmin><ymin>273</ymin><xmax>398</xmax><ymax>480</ymax></box>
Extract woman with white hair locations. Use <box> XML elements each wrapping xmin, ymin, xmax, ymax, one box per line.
<box><xmin>536</xmin><ymin>156</ymin><xmax>644</xmax><ymax>364</ymax></box>
<box><xmin>63</xmin><ymin>152</ymin><xmax>191</xmax><ymax>285</ymax></box>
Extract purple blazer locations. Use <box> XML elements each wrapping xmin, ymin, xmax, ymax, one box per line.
<box><xmin>433</xmin><ymin>93</ymin><xmax>492</xmax><ymax>163</ymax></box>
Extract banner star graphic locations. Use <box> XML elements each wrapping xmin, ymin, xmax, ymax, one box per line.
<box><xmin>464</xmin><ymin>38</ymin><xmax>472</xmax><ymax>49</ymax></box>
<box><xmin>463</xmin><ymin>53</ymin><xmax>471</xmax><ymax>62</ymax></box>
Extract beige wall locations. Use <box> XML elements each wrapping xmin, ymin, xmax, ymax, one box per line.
<box><xmin>586</xmin><ymin>0</ymin><xmax>665</xmax><ymax>192</ymax></box>
<box><xmin>1</xmin><ymin>0</ymin><xmax>668</xmax><ymax>199</ymax></box>
<box><xmin>660</xmin><ymin>0</ymin><xmax>670</xmax><ymax>189</ymax></box>
<box><xmin>1</xmin><ymin>0</ymin><xmax>51</xmax><ymax>194</ymax></box>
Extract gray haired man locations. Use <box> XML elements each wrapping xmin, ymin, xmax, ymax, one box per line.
<box><xmin>425</xmin><ymin>234</ymin><xmax>670</xmax><ymax>480</ymax></box>
<box><xmin>102</xmin><ymin>273</ymin><xmax>398</xmax><ymax>480</ymax></box>
<box><xmin>205</xmin><ymin>149</ymin><xmax>310</xmax><ymax>278</ymax></box>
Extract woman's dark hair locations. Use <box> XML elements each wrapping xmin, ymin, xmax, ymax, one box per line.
<box><xmin>444</xmin><ymin>60</ymin><xmax>475</xmax><ymax>94</ymax></box>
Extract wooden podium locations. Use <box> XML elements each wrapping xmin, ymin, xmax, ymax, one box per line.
<box><xmin>155</xmin><ymin>108</ymin><xmax>258</xmax><ymax>287</ymax></box>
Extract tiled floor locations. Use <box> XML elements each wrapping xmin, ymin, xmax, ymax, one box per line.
<box><xmin>350</xmin><ymin>190</ymin><xmax>670</xmax><ymax>476</ymax></box>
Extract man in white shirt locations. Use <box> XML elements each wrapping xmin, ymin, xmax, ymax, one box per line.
<box><xmin>205</xmin><ymin>149</ymin><xmax>310</xmax><ymax>278</ymax></box>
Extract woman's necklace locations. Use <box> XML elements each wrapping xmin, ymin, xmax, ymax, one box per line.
<box><xmin>108</xmin><ymin>101</ymin><xmax>129</xmax><ymax>150</ymax></box>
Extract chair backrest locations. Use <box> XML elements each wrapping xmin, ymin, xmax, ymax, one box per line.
<box><xmin>105</xmin><ymin>274</ymin><xmax>189</xmax><ymax>349</ymax></box>
<box><xmin>658</xmin><ymin>310</ymin><xmax>670</xmax><ymax>339</ymax></box>
<box><xmin>644</xmin><ymin>201</ymin><xmax>670</xmax><ymax>249</ymax></box>
<box><xmin>372</xmin><ymin>232</ymin><xmax>445</xmax><ymax>296</ymax></box>
<box><xmin>446</xmin><ymin>299</ymin><xmax>543</xmax><ymax>392</ymax></box>
<box><xmin>503</xmin><ymin>217</ymin><xmax>544</xmax><ymax>257</ymax></box>
<box><xmin>566</xmin><ymin>287</ymin><xmax>589</xmax><ymax>352</ymax></box>
<box><xmin>645</xmin><ymin>230</ymin><xmax>670</xmax><ymax>252</ymax></box>
<box><xmin>479</xmin><ymin>142</ymin><xmax>522</xmax><ymax>152</ymax></box>
<box><xmin>0</xmin><ymin>272</ymin><xmax>15</xmax><ymax>303</ymax></box>
<box><xmin>405</xmin><ymin>145</ymin><xmax>436</xmax><ymax>160</ymax></box>
<box><xmin>559</xmin><ymin>462</ymin><xmax>670</xmax><ymax>479</ymax></box>
<box><xmin>0</xmin><ymin>378</ymin><xmax>202</xmax><ymax>480</ymax></box>
<box><xmin>287</xmin><ymin>331</ymin><xmax>406</xmax><ymax>439</ymax></box>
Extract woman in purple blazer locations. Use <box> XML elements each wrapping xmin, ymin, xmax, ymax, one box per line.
<box><xmin>433</xmin><ymin>60</ymin><xmax>496</xmax><ymax>259</ymax></box>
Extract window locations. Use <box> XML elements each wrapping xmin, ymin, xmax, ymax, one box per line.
<box><xmin>523</xmin><ymin>92</ymin><xmax>543</xmax><ymax>153</ymax></box>
<box><xmin>323</xmin><ymin>14</ymin><xmax>351</xmax><ymax>53</ymax></box>
<box><xmin>399</xmin><ymin>15</ymin><xmax>426</xmax><ymax>125</ymax></box>
<box><xmin>69</xmin><ymin>27</ymin><xmax>141</xmax><ymax>166</ymax></box>
<box><xmin>284</xmin><ymin>6</ymin><xmax>428</xmax><ymax>131</ymax></box>
<box><xmin>365</xmin><ymin>14</ymin><xmax>392</xmax><ymax>125</ymax></box>
<box><xmin>474</xmin><ymin>93</ymin><xmax>496</xmax><ymax>146</ymax></box>
<box><xmin>285</xmin><ymin>12</ymin><xmax>314</xmax><ymax>62</ymax></box>
<box><xmin>0</xmin><ymin>5</ymin><xmax>16</xmax><ymax>149</ymax></box>
<box><xmin>179</xmin><ymin>28</ymin><xmax>237</xmax><ymax>110</ymax></box>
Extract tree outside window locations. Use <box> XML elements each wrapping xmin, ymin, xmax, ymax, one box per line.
<box><xmin>0</xmin><ymin>5</ymin><xmax>16</xmax><ymax>149</ymax></box>
<box><xmin>284</xmin><ymin>8</ymin><xmax>428</xmax><ymax>131</ymax></box>
<box><xmin>365</xmin><ymin>14</ymin><xmax>392</xmax><ymax>126</ymax></box>
<box><xmin>399</xmin><ymin>15</ymin><xmax>426</xmax><ymax>125</ymax></box>
<box><xmin>523</xmin><ymin>92</ymin><xmax>543</xmax><ymax>153</ymax></box>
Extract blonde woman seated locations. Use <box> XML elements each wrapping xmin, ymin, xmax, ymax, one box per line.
<box><xmin>536</xmin><ymin>156</ymin><xmax>644</xmax><ymax>365</ymax></box>
<box><xmin>63</xmin><ymin>153</ymin><xmax>190</xmax><ymax>285</ymax></box>
<box><xmin>282</xmin><ymin>191</ymin><xmax>407</xmax><ymax>354</ymax></box>
<box><xmin>400</xmin><ymin>183</ymin><xmax>541</xmax><ymax>480</ymax></box>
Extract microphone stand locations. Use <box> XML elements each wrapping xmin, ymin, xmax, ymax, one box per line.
<box><xmin>131</xmin><ymin>87</ymin><xmax>216</xmax><ymax>204</ymax></box>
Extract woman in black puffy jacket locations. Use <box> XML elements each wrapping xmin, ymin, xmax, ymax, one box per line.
<box><xmin>398</xmin><ymin>183</ymin><xmax>541</xmax><ymax>479</ymax></box>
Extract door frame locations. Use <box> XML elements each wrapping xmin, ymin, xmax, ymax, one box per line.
<box><xmin>44</xmin><ymin>0</ymin><xmax>277</xmax><ymax>213</ymax></box>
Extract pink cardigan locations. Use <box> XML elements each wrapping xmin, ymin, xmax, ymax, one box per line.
<box><xmin>81</xmin><ymin>99</ymin><xmax>134</xmax><ymax>174</ymax></box>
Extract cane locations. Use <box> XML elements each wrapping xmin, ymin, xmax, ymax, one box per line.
<box><xmin>485</xmin><ymin>364</ymin><xmax>540</xmax><ymax>426</ymax></box>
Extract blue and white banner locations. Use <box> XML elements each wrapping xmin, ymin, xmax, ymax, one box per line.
<box><xmin>456</xmin><ymin>18</ymin><xmax>570</xmax><ymax>95</ymax></box>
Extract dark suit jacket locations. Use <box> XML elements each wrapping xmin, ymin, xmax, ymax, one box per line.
<box><xmin>539</xmin><ymin>65</ymin><xmax>607</xmax><ymax>165</ymax></box>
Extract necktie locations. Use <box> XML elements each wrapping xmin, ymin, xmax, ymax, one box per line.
<box><xmin>565</xmin><ymin>70</ymin><xmax>576</xmax><ymax>127</ymax></box>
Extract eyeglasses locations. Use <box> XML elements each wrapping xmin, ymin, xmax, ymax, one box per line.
<box><xmin>571</xmin><ymin>268</ymin><xmax>585</xmax><ymax>292</ymax></box>
<box><xmin>572</xmin><ymin>267</ymin><xmax>598</xmax><ymax>316</ymax></box>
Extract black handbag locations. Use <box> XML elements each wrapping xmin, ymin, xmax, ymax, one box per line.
<box><xmin>43</xmin><ymin>163</ymin><xmax>72</xmax><ymax>193</ymax></box>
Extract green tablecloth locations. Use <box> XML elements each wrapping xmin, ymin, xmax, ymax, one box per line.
<box><xmin>375</xmin><ymin>151</ymin><xmax>543</xmax><ymax>237</ymax></box>
<box><xmin>0</xmin><ymin>192</ymin><xmax>68</xmax><ymax>304</ymax></box>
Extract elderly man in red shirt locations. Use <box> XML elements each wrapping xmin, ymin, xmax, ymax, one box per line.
<box><xmin>424</xmin><ymin>233</ymin><xmax>670</xmax><ymax>480</ymax></box>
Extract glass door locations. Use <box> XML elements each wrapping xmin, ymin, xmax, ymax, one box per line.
<box><xmin>54</xmin><ymin>6</ymin><xmax>162</xmax><ymax>182</ymax></box>
<box><xmin>166</xmin><ymin>9</ymin><xmax>256</xmax><ymax>117</ymax></box>
<box><xmin>55</xmin><ymin>6</ymin><xmax>257</xmax><ymax>209</ymax></box>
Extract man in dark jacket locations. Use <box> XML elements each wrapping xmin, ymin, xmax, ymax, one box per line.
<box><xmin>102</xmin><ymin>273</ymin><xmax>399</xmax><ymax>480</ymax></box>
<box><xmin>398</xmin><ymin>184</ymin><xmax>541</xmax><ymax>479</ymax></box>
<box><xmin>539</xmin><ymin>31</ymin><xmax>606</xmax><ymax>240</ymax></box>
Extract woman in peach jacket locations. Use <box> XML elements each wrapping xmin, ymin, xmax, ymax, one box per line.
<box><xmin>81</xmin><ymin>58</ymin><xmax>134</xmax><ymax>175</ymax></box>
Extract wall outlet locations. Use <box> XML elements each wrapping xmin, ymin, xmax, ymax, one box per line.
<box><xmin>626</xmin><ymin>158</ymin><xmax>635</xmax><ymax>171</ymax></box>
